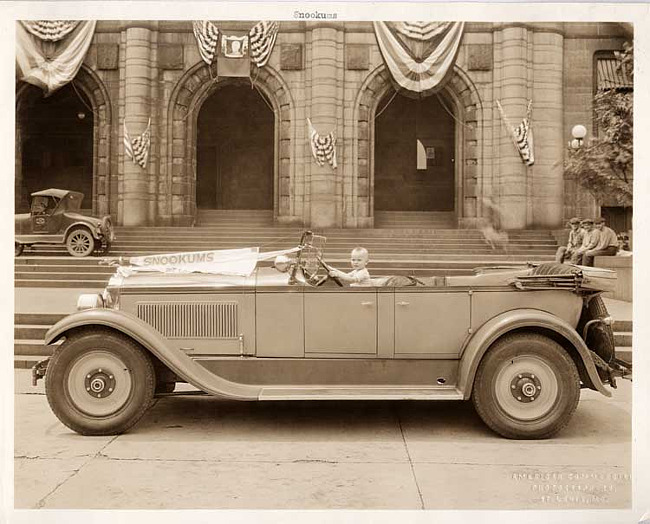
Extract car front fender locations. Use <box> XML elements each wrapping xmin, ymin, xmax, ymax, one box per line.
<box><xmin>63</xmin><ymin>222</ymin><xmax>102</xmax><ymax>240</ymax></box>
<box><xmin>457</xmin><ymin>308</ymin><xmax>610</xmax><ymax>399</ymax></box>
<box><xmin>45</xmin><ymin>309</ymin><xmax>262</xmax><ymax>400</ymax></box>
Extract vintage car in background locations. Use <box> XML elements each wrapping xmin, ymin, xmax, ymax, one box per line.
<box><xmin>33</xmin><ymin>232</ymin><xmax>632</xmax><ymax>439</ymax></box>
<box><xmin>15</xmin><ymin>189</ymin><xmax>114</xmax><ymax>257</ymax></box>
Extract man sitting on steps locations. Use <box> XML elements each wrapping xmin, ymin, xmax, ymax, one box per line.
<box><xmin>556</xmin><ymin>217</ymin><xmax>583</xmax><ymax>264</ymax></box>
<box><xmin>583</xmin><ymin>217</ymin><xmax>619</xmax><ymax>267</ymax></box>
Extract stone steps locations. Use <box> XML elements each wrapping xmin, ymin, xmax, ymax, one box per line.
<box><xmin>15</xmin><ymin>218</ymin><xmax>557</xmax><ymax>287</ymax></box>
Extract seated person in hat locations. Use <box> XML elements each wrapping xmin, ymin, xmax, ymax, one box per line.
<box><xmin>583</xmin><ymin>217</ymin><xmax>619</xmax><ymax>266</ymax></box>
<box><xmin>570</xmin><ymin>219</ymin><xmax>600</xmax><ymax>265</ymax></box>
<box><xmin>555</xmin><ymin>217</ymin><xmax>583</xmax><ymax>264</ymax></box>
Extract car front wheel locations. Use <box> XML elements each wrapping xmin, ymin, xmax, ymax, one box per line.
<box><xmin>66</xmin><ymin>227</ymin><xmax>95</xmax><ymax>257</ymax></box>
<box><xmin>45</xmin><ymin>330</ymin><xmax>155</xmax><ymax>435</ymax></box>
<box><xmin>15</xmin><ymin>242</ymin><xmax>24</xmax><ymax>256</ymax></box>
<box><xmin>472</xmin><ymin>333</ymin><xmax>580</xmax><ymax>439</ymax></box>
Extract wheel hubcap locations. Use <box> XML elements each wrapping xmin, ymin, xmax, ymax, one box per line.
<box><xmin>509</xmin><ymin>372</ymin><xmax>542</xmax><ymax>403</ymax></box>
<box><xmin>67</xmin><ymin>351</ymin><xmax>132</xmax><ymax>417</ymax></box>
<box><xmin>495</xmin><ymin>356</ymin><xmax>558</xmax><ymax>421</ymax></box>
<box><xmin>84</xmin><ymin>368</ymin><xmax>117</xmax><ymax>399</ymax></box>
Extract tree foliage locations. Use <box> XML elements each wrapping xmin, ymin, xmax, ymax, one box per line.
<box><xmin>564</xmin><ymin>43</ymin><xmax>633</xmax><ymax>206</ymax></box>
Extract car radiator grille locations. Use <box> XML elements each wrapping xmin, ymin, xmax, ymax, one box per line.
<box><xmin>137</xmin><ymin>302</ymin><xmax>239</xmax><ymax>339</ymax></box>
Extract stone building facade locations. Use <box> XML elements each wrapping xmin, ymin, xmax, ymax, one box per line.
<box><xmin>15</xmin><ymin>21</ymin><xmax>631</xmax><ymax>229</ymax></box>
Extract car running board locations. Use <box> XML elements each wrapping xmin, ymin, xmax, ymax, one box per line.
<box><xmin>257</xmin><ymin>385</ymin><xmax>464</xmax><ymax>401</ymax></box>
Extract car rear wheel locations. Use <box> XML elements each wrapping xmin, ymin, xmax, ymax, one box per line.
<box><xmin>472</xmin><ymin>333</ymin><xmax>580</xmax><ymax>439</ymax></box>
<box><xmin>15</xmin><ymin>242</ymin><xmax>24</xmax><ymax>257</ymax></box>
<box><xmin>66</xmin><ymin>227</ymin><xmax>95</xmax><ymax>257</ymax></box>
<box><xmin>45</xmin><ymin>330</ymin><xmax>155</xmax><ymax>435</ymax></box>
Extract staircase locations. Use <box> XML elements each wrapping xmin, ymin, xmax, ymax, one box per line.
<box><xmin>15</xmin><ymin>210</ymin><xmax>560</xmax><ymax>288</ymax></box>
<box><xmin>13</xmin><ymin>210</ymin><xmax>634</xmax><ymax>369</ymax></box>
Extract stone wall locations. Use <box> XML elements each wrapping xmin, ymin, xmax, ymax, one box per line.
<box><xmin>16</xmin><ymin>21</ymin><xmax>630</xmax><ymax>228</ymax></box>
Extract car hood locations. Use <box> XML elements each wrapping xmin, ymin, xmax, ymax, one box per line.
<box><xmin>15</xmin><ymin>212</ymin><xmax>30</xmax><ymax>222</ymax></box>
<box><xmin>65</xmin><ymin>212</ymin><xmax>102</xmax><ymax>226</ymax></box>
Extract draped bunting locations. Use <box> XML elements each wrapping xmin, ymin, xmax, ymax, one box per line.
<box><xmin>22</xmin><ymin>21</ymin><xmax>80</xmax><ymax>41</ymax></box>
<box><xmin>373</xmin><ymin>21</ymin><xmax>465</xmax><ymax>97</ymax></box>
<box><xmin>191</xmin><ymin>20</ymin><xmax>278</xmax><ymax>72</ymax></box>
<box><xmin>308</xmin><ymin>119</ymin><xmax>337</xmax><ymax>169</ymax></box>
<box><xmin>16</xmin><ymin>20</ymin><xmax>96</xmax><ymax>96</ymax></box>
<box><xmin>124</xmin><ymin>119</ymin><xmax>151</xmax><ymax>169</ymax></box>
<box><xmin>249</xmin><ymin>21</ymin><xmax>279</xmax><ymax>67</ymax></box>
<box><xmin>192</xmin><ymin>20</ymin><xmax>220</xmax><ymax>66</ymax></box>
<box><xmin>496</xmin><ymin>100</ymin><xmax>535</xmax><ymax>166</ymax></box>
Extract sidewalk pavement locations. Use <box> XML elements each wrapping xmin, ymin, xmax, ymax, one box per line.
<box><xmin>14</xmin><ymin>286</ymin><xmax>633</xmax><ymax>321</ymax></box>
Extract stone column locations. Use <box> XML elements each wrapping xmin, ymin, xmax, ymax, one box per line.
<box><xmin>531</xmin><ymin>24</ymin><xmax>565</xmax><ymax>228</ymax></box>
<box><xmin>122</xmin><ymin>25</ymin><xmax>153</xmax><ymax>226</ymax></box>
<box><xmin>495</xmin><ymin>25</ymin><xmax>529</xmax><ymax>229</ymax></box>
<box><xmin>308</xmin><ymin>24</ymin><xmax>342</xmax><ymax>228</ymax></box>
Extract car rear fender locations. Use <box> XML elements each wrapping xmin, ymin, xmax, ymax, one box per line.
<box><xmin>64</xmin><ymin>222</ymin><xmax>102</xmax><ymax>240</ymax></box>
<box><xmin>44</xmin><ymin>309</ymin><xmax>262</xmax><ymax>400</ymax></box>
<box><xmin>458</xmin><ymin>308</ymin><xmax>610</xmax><ymax>399</ymax></box>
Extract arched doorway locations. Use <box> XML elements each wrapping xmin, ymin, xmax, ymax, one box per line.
<box><xmin>16</xmin><ymin>83</ymin><xmax>94</xmax><ymax>212</ymax></box>
<box><xmin>374</xmin><ymin>90</ymin><xmax>456</xmax><ymax>212</ymax></box>
<box><xmin>196</xmin><ymin>84</ymin><xmax>274</xmax><ymax>210</ymax></box>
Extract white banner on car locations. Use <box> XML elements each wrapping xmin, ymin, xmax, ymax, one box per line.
<box><xmin>120</xmin><ymin>246</ymin><xmax>300</xmax><ymax>277</ymax></box>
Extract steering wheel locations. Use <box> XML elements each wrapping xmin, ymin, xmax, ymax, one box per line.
<box><xmin>316</xmin><ymin>256</ymin><xmax>344</xmax><ymax>287</ymax></box>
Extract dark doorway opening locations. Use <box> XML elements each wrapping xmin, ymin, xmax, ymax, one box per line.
<box><xmin>17</xmin><ymin>83</ymin><xmax>94</xmax><ymax>212</ymax></box>
<box><xmin>197</xmin><ymin>84</ymin><xmax>274</xmax><ymax>210</ymax></box>
<box><xmin>374</xmin><ymin>90</ymin><xmax>456</xmax><ymax>212</ymax></box>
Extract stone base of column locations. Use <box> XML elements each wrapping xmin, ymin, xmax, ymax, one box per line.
<box><xmin>122</xmin><ymin>199</ymin><xmax>149</xmax><ymax>226</ymax></box>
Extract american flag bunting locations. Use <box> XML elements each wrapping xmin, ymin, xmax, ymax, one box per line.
<box><xmin>249</xmin><ymin>21</ymin><xmax>279</xmax><ymax>67</ymax></box>
<box><xmin>308</xmin><ymin>118</ymin><xmax>337</xmax><ymax>169</ymax></box>
<box><xmin>496</xmin><ymin>100</ymin><xmax>535</xmax><ymax>167</ymax></box>
<box><xmin>124</xmin><ymin>119</ymin><xmax>151</xmax><ymax>169</ymax></box>
<box><xmin>192</xmin><ymin>20</ymin><xmax>220</xmax><ymax>66</ymax></box>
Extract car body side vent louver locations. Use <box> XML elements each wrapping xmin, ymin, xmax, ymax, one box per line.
<box><xmin>137</xmin><ymin>302</ymin><xmax>239</xmax><ymax>339</ymax></box>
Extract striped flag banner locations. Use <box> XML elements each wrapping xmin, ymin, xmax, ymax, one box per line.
<box><xmin>373</xmin><ymin>21</ymin><xmax>465</xmax><ymax>96</ymax></box>
<box><xmin>496</xmin><ymin>100</ymin><xmax>535</xmax><ymax>167</ymax></box>
<box><xmin>124</xmin><ymin>119</ymin><xmax>151</xmax><ymax>169</ymax></box>
<box><xmin>308</xmin><ymin>118</ymin><xmax>337</xmax><ymax>169</ymax></box>
<box><xmin>249</xmin><ymin>21</ymin><xmax>279</xmax><ymax>67</ymax></box>
<box><xmin>192</xmin><ymin>20</ymin><xmax>220</xmax><ymax>66</ymax></box>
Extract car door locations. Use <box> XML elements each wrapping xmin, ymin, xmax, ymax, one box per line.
<box><xmin>394</xmin><ymin>289</ymin><xmax>471</xmax><ymax>358</ymax></box>
<box><xmin>304</xmin><ymin>287</ymin><xmax>377</xmax><ymax>356</ymax></box>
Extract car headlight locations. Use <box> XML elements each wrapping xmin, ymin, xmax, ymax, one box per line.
<box><xmin>77</xmin><ymin>293</ymin><xmax>104</xmax><ymax>311</ymax></box>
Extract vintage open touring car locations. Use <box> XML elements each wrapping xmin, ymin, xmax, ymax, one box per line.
<box><xmin>15</xmin><ymin>188</ymin><xmax>114</xmax><ymax>257</ymax></box>
<box><xmin>33</xmin><ymin>232</ymin><xmax>632</xmax><ymax>439</ymax></box>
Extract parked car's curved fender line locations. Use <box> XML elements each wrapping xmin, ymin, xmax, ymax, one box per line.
<box><xmin>457</xmin><ymin>308</ymin><xmax>610</xmax><ymax>399</ymax></box>
<box><xmin>63</xmin><ymin>221</ymin><xmax>102</xmax><ymax>240</ymax></box>
<box><xmin>44</xmin><ymin>309</ymin><xmax>262</xmax><ymax>400</ymax></box>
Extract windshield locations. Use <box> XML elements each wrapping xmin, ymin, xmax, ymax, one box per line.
<box><xmin>297</xmin><ymin>231</ymin><xmax>327</xmax><ymax>277</ymax></box>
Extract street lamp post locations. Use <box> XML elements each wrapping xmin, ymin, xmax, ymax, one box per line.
<box><xmin>569</xmin><ymin>124</ymin><xmax>587</xmax><ymax>149</ymax></box>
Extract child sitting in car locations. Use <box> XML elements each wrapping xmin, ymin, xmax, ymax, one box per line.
<box><xmin>328</xmin><ymin>247</ymin><xmax>372</xmax><ymax>286</ymax></box>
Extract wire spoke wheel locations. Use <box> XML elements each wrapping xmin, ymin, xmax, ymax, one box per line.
<box><xmin>66</xmin><ymin>228</ymin><xmax>95</xmax><ymax>257</ymax></box>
